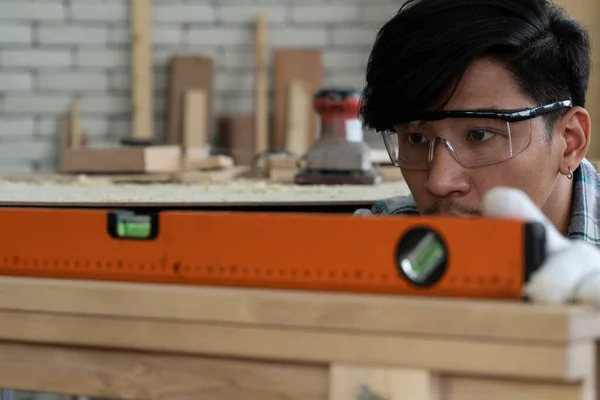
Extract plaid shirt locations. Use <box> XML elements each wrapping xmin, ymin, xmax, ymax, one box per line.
<box><xmin>355</xmin><ymin>158</ymin><xmax>600</xmax><ymax>247</ymax></box>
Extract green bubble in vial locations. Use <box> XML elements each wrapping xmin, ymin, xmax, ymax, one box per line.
<box><xmin>117</xmin><ymin>220</ymin><xmax>151</xmax><ymax>238</ymax></box>
<box><xmin>412</xmin><ymin>235</ymin><xmax>444</xmax><ymax>275</ymax></box>
<box><xmin>400</xmin><ymin>232</ymin><xmax>445</xmax><ymax>283</ymax></box>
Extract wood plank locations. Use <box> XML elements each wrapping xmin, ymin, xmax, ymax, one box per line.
<box><xmin>60</xmin><ymin>146</ymin><xmax>182</xmax><ymax>174</ymax></box>
<box><xmin>130</xmin><ymin>0</ymin><xmax>154</xmax><ymax>140</ymax></box>
<box><xmin>254</xmin><ymin>14</ymin><xmax>269</xmax><ymax>156</ymax></box>
<box><xmin>0</xmin><ymin>342</ymin><xmax>328</xmax><ymax>400</ymax></box>
<box><xmin>273</xmin><ymin>49</ymin><xmax>322</xmax><ymax>151</ymax></box>
<box><xmin>443</xmin><ymin>375</ymin><xmax>586</xmax><ymax>400</ymax></box>
<box><xmin>0</xmin><ymin>309</ymin><xmax>587</xmax><ymax>381</ymax></box>
<box><xmin>166</xmin><ymin>56</ymin><xmax>214</xmax><ymax>145</ymax></box>
<box><xmin>0</xmin><ymin>277</ymin><xmax>596</xmax><ymax>343</ymax></box>
<box><xmin>0</xmin><ymin>341</ymin><xmax>589</xmax><ymax>400</ymax></box>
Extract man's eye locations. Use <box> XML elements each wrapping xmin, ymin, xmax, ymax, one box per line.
<box><xmin>406</xmin><ymin>133</ymin><xmax>427</xmax><ymax>145</ymax></box>
<box><xmin>467</xmin><ymin>129</ymin><xmax>494</xmax><ymax>141</ymax></box>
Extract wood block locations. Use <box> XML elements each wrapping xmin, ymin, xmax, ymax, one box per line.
<box><xmin>187</xmin><ymin>155</ymin><xmax>234</xmax><ymax>171</ymax></box>
<box><xmin>217</xmin><ymin>114</ymin><xmax>255</xmax><ymax>166</ymax></box>
<box><xmin>273</xmin><ymin>49</ymin><xmax>322</xmax><ymax>152</ymax></box>
<box><xmin>184</xmin><ymin>146</ymin><xmax>209</xmax><ymax>162</ymax></box>
<box><xmin>267</xmin><ymin>156</ymin><xmax>300</xmax><ymax>170</ymax></box>
<box><xmin>60</xmin><ymin>146</ymin><xmax>182</xmax><ymax>174</ymax></box>
<box><xmin>217</xmin><ymin>114</ymin><xmax>278</xmax><ymax>166</ymax></box>
<box><xmin>268</xmin><ymin>168</ymin><xmax>297</xmax><ymax>183</ymax></box>
<box><xmin>166</xmin><ymin>56</ymin><xmax>214</xmax><ymax>145</ymax></box>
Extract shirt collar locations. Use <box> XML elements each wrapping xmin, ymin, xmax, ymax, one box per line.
<box><xmin>566</xmin><ymin>158</ymin><xmax>600</xmax><ymax>245</ymax></box>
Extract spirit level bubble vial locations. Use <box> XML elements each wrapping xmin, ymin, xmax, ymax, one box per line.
<box><xmin>396</xmin><ymin>227</ymin><xmax>449</xmax><ymax>287</ymax></box>
<box><xmin>107</xmin><ymin>211</ymin><xmax>159</xmax><ymax>240</ymax></box>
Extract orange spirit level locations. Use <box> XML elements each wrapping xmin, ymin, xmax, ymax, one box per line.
<box><xmin>0</xmin><ymin>207</ymin><xmax>545</xmax><ymax>300</ymax></box>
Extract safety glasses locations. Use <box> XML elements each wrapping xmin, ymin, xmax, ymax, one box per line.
<box><xmin>381</xmin><ymin>100</ymin><xmax>572</xmax><ymax>170</ymax></box>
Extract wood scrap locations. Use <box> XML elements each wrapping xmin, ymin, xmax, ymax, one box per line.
<box><xmin>130</xmin><ymin>0</ymin><xmax>154</xmax><ymax>142</ymax></box>
<box><xmin>59</xmin><ymin>100</ymin><xmax>182</xmax><ymax>174</ymax></box>
<box><xmin>267</xmin><ymin>156</ymin><xmax>300</xmax><ymax>170</ymax></box>
<box><xmin>273</xmin><ymin>49</ymin><xmax>322</xmax><ymax>152</ymax></box>
<box><xmin>285</xmin><ymin>80</ymin><xmax>311</xmax><ymax>157</ymax></box>
<box><xmin>268</xmin><ymin>168</ymin><xmax>296</xmax><ymax>183</ymax></box>
<box><xmin>187</xmin><ymin>155</ymin><xmax>234</xmax><ymax>171</ymax></box>
<box><xmin>217</xmin><ymin>114</ymin><xmax>256</xmax><ymax>166</ymax></box>
<box><xmin>254</xmin><ymin>14</ymin><xmax>269</xmax><ymax>158</ymax></box>
<box><xmin>59</xmin><ymin>2</ymin><xmax>185</xmax><ymax>175</ymax></box>
<box><xmin>166</xmin><ymin>56</ymin><xmax>214</xmax><ymax>146</ymax></box>
<box><xmin>183</xmin><ymin>89</ymin><xmax>208</xmax><ymax>151</ymax></box>
<box><xmin>61</xmin><ymin>146</ymin><xmax>182</xmax><ymax>174</ymax></box>
<box><xmin>265</xmin><ymin>154</ymin><xmax>301</xmax><ymax>183</ymax></box>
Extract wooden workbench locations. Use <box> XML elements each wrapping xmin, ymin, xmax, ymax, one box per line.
<box><xmin>0</xmin><ymin>173</ymin><xmax>410</xmax><ymax>212</ymax></box>
<box><xmin>0</xmin><ymin>276</ymin><xmax>599</xmax><ymax>400</ymax></box>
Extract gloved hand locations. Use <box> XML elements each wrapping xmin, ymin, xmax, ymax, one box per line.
<box><xmin>482</xmin><ymin>187</ymin><xmax>600</xmax><ymax>306</ymax></box>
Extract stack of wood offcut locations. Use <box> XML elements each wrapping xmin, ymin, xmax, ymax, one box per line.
<box><xmin>217</xmin><ymin>14</ymin><xmax>323</xmax><ymax>183</ymax></box>
<box><xmin>57</xmin><ymin>1</ymin><xmax>402</xmax><ymax>185</ymax></box>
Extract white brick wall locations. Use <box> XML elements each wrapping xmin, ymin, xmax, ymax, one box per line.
<box><xmin>0</xmin><ymin>0</ymin><xmax>403</xmax><ymax>173</ymax></box>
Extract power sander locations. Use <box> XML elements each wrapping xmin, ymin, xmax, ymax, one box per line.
<box><xmin>295</xmin><ymin>88</ymin><xmax>381</xmax><ymax>185</ymax></box>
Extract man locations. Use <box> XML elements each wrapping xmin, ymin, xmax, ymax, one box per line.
<box><xmin>357</xmin><ymin>0</ymin><xmax>600</xmax><ymax>305</ymax></box>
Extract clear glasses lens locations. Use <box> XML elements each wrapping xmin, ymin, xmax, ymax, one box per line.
<box><xmin>382</xmin><ymin>118</ymin><xmax>532</xmax><ymax>170</ymax></box>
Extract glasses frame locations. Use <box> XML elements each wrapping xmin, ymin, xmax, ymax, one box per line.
<box><xmin>382</xmin><ymin>100</ymin><xmax>573</xmax><ymax>168</ymax></box>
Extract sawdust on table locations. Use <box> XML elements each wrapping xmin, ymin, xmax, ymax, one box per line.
<box><xmin>0</xmin><ymin>173</ymin><xmax>411</xmax><ymax>204</ymax></box>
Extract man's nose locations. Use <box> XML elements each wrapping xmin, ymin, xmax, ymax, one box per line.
<box><xmin>425</xmin><ymin>140</ymin><xmax>470</xmax><ymax>196</ymax></box>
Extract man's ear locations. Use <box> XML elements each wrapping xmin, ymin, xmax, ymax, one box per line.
<box><xmin>558</xmin><ymin>106</ymin><xmax>591</xmax><ymax>175</ymax></box>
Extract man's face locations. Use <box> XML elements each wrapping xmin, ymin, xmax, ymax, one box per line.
<box><xmin>398</xmin><ymin>58</ymin><xmax>564</xmax><ymax>216</ymax></box>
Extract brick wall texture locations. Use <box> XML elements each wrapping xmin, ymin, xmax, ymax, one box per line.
<box><xmin>0</xmin><ymin>0</ymin><xmax>402</xmax><ymax>172</ymax></box>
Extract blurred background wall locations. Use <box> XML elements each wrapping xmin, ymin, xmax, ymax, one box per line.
<box><xmin>0</xmin><ymin>0</ymin><xmax>597</xmax><ymax>173</ymax></box>
<box><xmin>0</xmin><ymin>0</ymin><xmax>402</xmax><ymax>173</ymax></box>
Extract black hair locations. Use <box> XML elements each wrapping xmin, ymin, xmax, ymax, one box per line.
<box><xmin>360</xmin><ymin>0</ymin><xmax>591</xmax><ymax>135</ymax></box>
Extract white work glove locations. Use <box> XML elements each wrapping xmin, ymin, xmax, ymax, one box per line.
<box><xmin>482</xmin><ymin>187</ymin><xmax>600</xmax><ymax>306</ymax></box>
